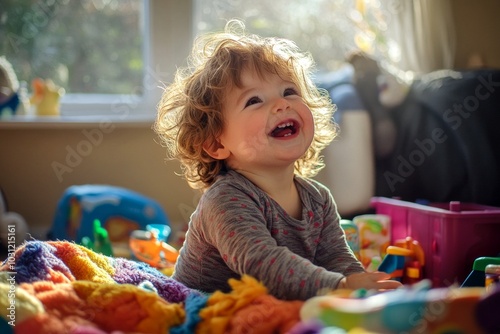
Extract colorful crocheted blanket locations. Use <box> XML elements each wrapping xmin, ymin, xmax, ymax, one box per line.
<box><xmin>0</xmin><ymin>240</ymin><xmax>303</xmax><ymax>334</ymax></box>
<box><xmin>1</xmin><ymin>240</ymin><xmax>497</xmax><ymax>333</ymax></box>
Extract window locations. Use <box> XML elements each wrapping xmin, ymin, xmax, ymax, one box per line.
<box><xmin>1</xmin><ymin>0</ymin><xmax>155</xmax><ymax>117</ymax></box>
<box><xmin>1</xmin><ymin>0</ymin><xmax>399</xmax><ymax>119</ymax></box>
<box><xmin>193</xmin><ymin>0</ymin><xmax>395</xmax><ymax>73</ymax></box>
<box><xmin>2</xmin><ymin>0</ymin><xmax>144</xmax><ymax>95</ymax></box>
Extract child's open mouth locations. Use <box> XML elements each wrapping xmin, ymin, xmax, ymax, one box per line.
<box><xmin>270</xmin><ymin>121</ymin><xmax>298</xmax><ymax>138</ymax></box>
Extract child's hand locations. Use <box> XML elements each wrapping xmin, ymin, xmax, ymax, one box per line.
<box><xmin>338</xmin><ymin>271</ymin><xmax>402</xmax><ymax>290</ymax></box>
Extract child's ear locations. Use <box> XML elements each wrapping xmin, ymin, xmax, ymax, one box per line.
<box><xmin>203</xmin><ymin>138</ymin><xmax>230</xmax><ymax>160</ymax></box>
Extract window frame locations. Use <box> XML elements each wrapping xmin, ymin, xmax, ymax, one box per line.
<box><xmin>56</xmin><ymin>0</ymin><xmax>194</xmax><ymax>119</ymax></box>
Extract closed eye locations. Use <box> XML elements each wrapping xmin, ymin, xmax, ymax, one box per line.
<box><xmin>244</xmin><ymin>96</ymin><xmax>262</xmax><ymax>108</ymax></box>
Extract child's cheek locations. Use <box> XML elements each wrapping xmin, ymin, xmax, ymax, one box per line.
<box><xmin>237</xmin><ymin>128</ymin><xmax>268</xmax><ymax>161</ymax></box>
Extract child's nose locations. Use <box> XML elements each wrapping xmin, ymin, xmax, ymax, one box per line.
<box><xmin>273</xmin><ymin>97</ymin><xmax>290</xmax><ymax>113</ymax></box>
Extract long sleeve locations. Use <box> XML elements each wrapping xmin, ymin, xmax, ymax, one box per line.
<box><xmin>173</xmin><ymin>171</ymin><xmax>364</xmax><ymax>300</ymax></box>
<box><xmin>311</xmin><ymin>182</ymin><xmax>365</xmax><ymax>275</ymax></box>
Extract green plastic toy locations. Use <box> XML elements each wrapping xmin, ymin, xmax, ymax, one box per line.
<box><xmin>81</xmin><ymin>219</ymin><xmax>114</xmax><ymax>256</ymax></box>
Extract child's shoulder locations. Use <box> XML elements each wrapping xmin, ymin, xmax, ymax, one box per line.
<box><xmin>295</xmin><ymin>175</ymin><xmax>333</xmax><ymax>202</ymax></box>
<box><xmin>203</xmin><ymin>170</ymin><xmax>260</xmax><ymax>199</ymax></box>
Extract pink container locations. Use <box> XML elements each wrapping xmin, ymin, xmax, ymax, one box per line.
<box><xmin>370</xmin><ymin>197</ymin><xmax>500</xmax><ymax>287</ymax></box>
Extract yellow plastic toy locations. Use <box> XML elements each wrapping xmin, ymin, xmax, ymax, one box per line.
<box><xmin>30</xmin><ymin>78</ymin><xmax>64</xmax><ymax>116</ymax></box>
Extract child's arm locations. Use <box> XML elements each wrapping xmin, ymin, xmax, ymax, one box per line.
<box><xmin>313</xmin><ymin>185</ymin><xmax>365</xmax><ymax>276</ymax></box>
<box><xmin>313</xmin><ymin>186</ymin><xmax>402</xmax><ymax>290</ymax></box>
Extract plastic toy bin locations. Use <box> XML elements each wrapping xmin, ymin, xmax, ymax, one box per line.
<box><xmin>370</xmin><ymin>197</ymin><xmax>500</xmax><ymax>287</ymax></box>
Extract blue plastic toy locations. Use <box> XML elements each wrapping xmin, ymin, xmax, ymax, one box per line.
<box><xmin>48</xmin><ymin>185</ymin><xmax>170</xmax><ymax>245</ymax></box>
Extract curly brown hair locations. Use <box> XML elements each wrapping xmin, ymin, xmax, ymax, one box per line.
<box><xmin>154</xmin><ymin>20</ymin><xmax>337</xmax><ymax>190</ymax></box>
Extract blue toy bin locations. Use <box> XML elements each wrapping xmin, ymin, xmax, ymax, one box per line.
<box><xmin>48</xmin><ymin>184</ymin><xmax>170</xmax><ymax>245</ymax></box>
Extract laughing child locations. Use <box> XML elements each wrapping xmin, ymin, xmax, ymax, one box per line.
<box><xmin>154</xmin><ymin>20</ymin><xmax>401</xmax><ymax>300</ymax></box>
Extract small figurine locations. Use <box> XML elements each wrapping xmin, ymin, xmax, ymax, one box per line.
<box><xmin>30</xmin><ymin>77</ymin><xmax>65</xmax><ymax>116</ymax></box>
<box><xmin>0</xmin><ymin>56</ymin><xmax>29</xmax><ymax>118</ymax></box>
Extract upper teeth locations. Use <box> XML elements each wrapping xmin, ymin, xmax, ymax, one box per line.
<box><xmin>277</xmin><ymin>122</ymin><xmax>293</xmax><ymax>128</ymax></box>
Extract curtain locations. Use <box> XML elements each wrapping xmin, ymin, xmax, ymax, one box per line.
<box><xmin>384</xmin><ymin>0</ymin><xmax>456</xmax><ymax>74</ymax></box>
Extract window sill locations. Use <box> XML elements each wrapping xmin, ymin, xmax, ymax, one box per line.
<box><xmin>0</xmin><ymin>114</ymin><xmax>156</xmax><ymax>129</ymax></box>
